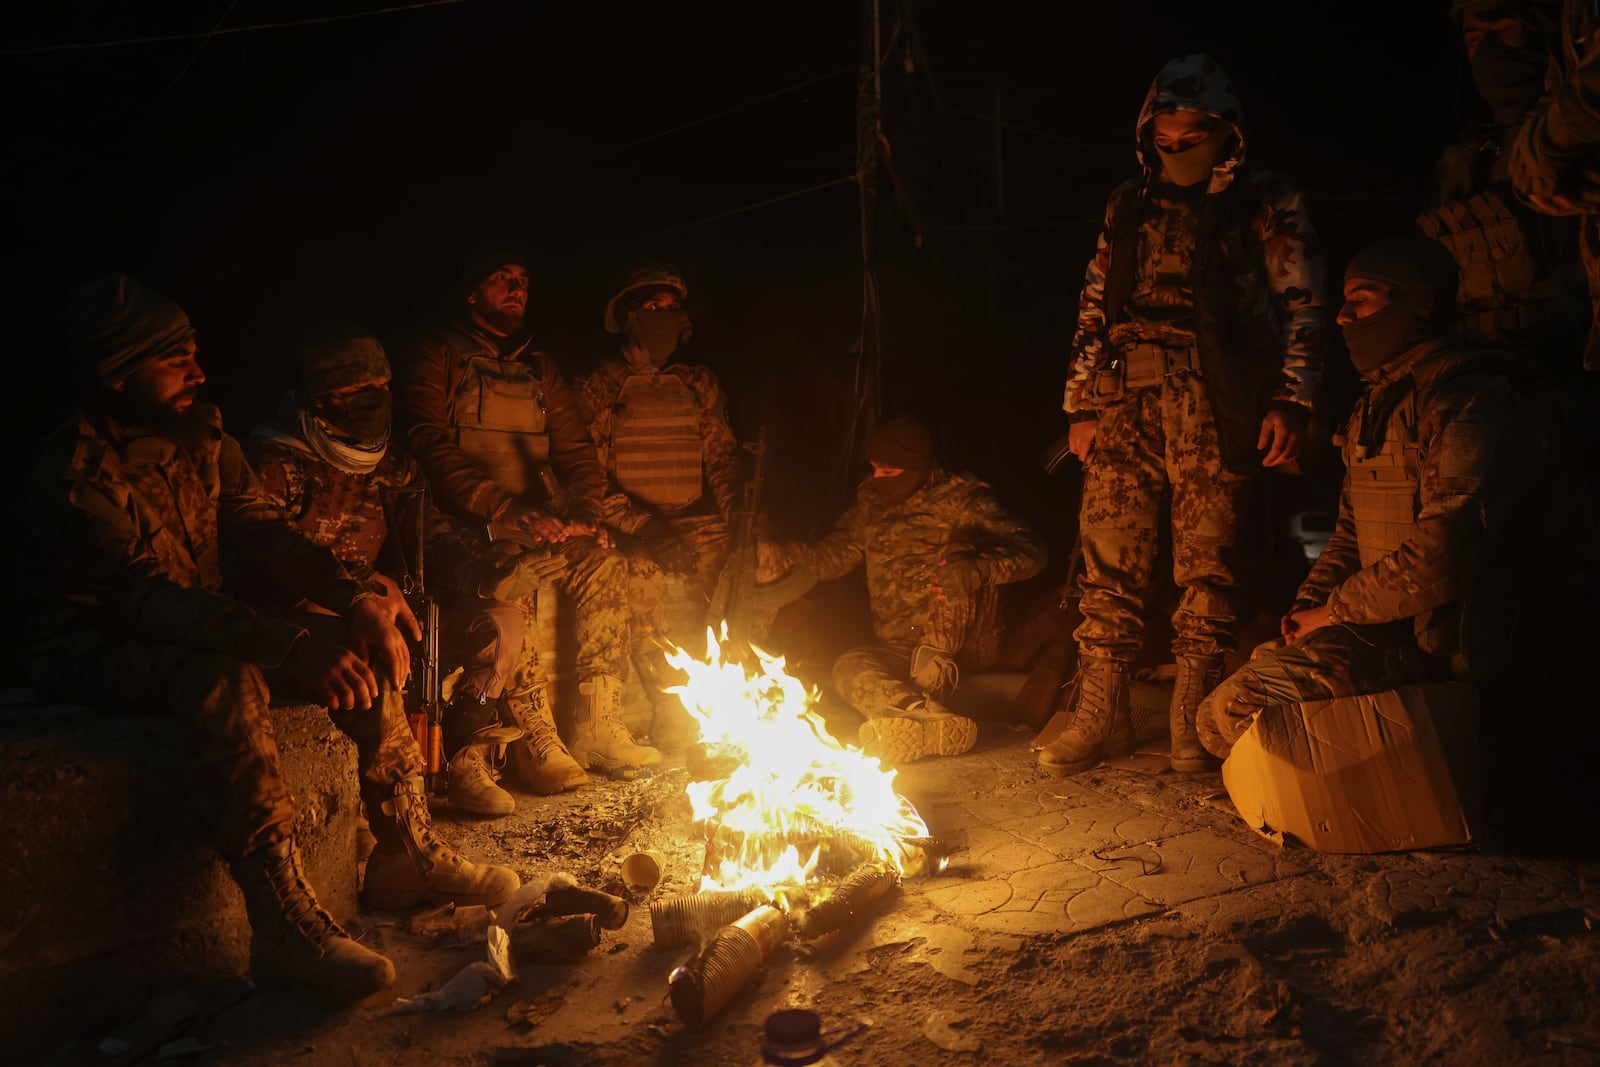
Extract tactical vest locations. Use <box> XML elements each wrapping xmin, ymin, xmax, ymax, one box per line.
<box><xmin>610</xmin><ymin>371</ymin><xmax>702</xmax><ymax>511</ymax></box>
<box><xmin>439</xmin><ymin>333</ymin><xmax>550</xmax><ymax>499</ymax></box>
<box><xmin>1416</xmin><ymin>187</ymin><xmax>1545</xmax><ymax>340</ymax></box>
<box><xmin>1343</xmin><ymin>402</ymin><xmax>1423</xmax><ymax>569</ymax></box>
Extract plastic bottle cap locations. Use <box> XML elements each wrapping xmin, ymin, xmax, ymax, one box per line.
<box><xmin>762</xmin><ymin>1009</ymin><xmax>826</xmax><ymax>1065</ymax></box>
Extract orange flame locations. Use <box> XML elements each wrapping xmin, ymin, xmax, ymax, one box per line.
<box><xmin>666</xmin><ymin>627</ymin><xmax>931</xmax><ymax>895</ymax></box>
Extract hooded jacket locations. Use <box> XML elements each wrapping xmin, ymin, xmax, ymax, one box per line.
<box><xmin>1063</xmin><ymin>54</ymin><xmax>1329</xmax><ymax>472</ymax></box>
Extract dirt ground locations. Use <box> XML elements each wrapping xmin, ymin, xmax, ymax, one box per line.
<box><xmin>55</xmin><ymin>684</ymin><xmax>1600</xmax><ymax>1067</ymax></box>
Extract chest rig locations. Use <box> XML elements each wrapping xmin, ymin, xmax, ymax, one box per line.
<box><xmin>610</xmin><ymin>370</ymin><xmax>702</xmax><ymax>511</ymax></box>
<box><xmin>449</xmin><ymin>342</ymin><xmax>550</xmax><ymax>500</ymax></box>
<box><xmin>1341</xmin><ymin>384</ymin><xmax>1422</xmax><ymax>568</ymax></box>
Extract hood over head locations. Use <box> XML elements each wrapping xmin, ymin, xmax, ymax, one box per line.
<box><xmin>1134</xmin><ymin>53</ymin><xmax>1246</xmax><ymax>194</ymax></box>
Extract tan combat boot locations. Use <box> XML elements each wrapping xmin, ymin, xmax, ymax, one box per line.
<box><xmin>446</xmin><ymin>744</ymin><xmax>516</xmax><ymax>817</ymax></box>
<box><xmin>231</xmin><ymin>838</ymin><xmax>395</xmax><ymax>1007</ymax></box>
<box><xmin>569</xmin><ymin>673</ymin><xmax>662</xmax><ymax>773</ymax></box>
<box><xmin>1036</xmin><ymin>657</ymin><xmax>1134</xmax><ymax>776</ymax></box>
<box><xmin>636</xmin><ymin>651</ymin><xmax>698</xmax><ymax>752</ymax></box>
<box><xmin>1169</xmin><ymin>654</ymin><xmax>1225</xmax><ymax>773</ymax></box>
<box><xmin>500</xmin><ymin>683</ymin><xmax>588</xmax><ymax>794</ymax></box>
<box><xmin>363</xmin><ymin>778</ymin><xmax>522</xmax><ymax>910</ymax></box>
<box><xmin>858</xmin><ymin>695</ymin><xmax>979</xmax><ymax>764</ymax></box>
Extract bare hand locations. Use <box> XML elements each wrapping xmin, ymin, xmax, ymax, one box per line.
<box><xmin>1281</xmin><ymin>604</ymin><xmax>1331</xmax><ymax>644</ymax></box>
<box><xmin>347</xmin><ymin>596</ymin><xmax>413</xmax><ymax>690</ymax></box>
<box><xmin>371</xmin><ymin>572</ymin><xmax>423</xmax><ymax>643</ymax></box>
<box><xmin>1257</xmin><ymin>409</ymin><xmax>1305</xmax><ymax>468</ymax></box>
<box><xmin>285</xmin><ymin>633</ymin><xmax>381</xmax><ymax>711</ymax></box>
<box><xmin>1068</xmin><ymin>419</ymin><xmax>1098</xmax><ymax>463</ymax></box>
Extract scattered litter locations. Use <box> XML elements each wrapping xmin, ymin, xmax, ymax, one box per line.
<box><xmin>393</xmin><ymin>925</ymin><xmax>516</xmax><ymax>1013</ymax></box>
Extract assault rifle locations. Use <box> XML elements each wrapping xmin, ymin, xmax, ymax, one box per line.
<box><xmin>381</xmin><ymin>484</ymin><xmax>443</xmax><ymax>793</ymax></box>
<box><xmin>706</xmin><ymin>426</ymin><xmax>768</xmax><ymax>660</ymax></box>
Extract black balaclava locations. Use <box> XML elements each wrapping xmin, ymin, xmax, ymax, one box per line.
<box><xmin>866</xmin><ymin>414</ymin><xmax>936</xmax><ymax>505</ymax></box>
<box><xmin>1341</xmin><ymin>236</ymin><xmax>1461</xmax><ymax>376</ymax></box>
<box><xmin>294</xmin><ymin>325</ymin><xmax>393</xmax><ymax>443</ymax></box>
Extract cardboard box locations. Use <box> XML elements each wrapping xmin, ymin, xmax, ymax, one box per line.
<box><xmin>1221</xmin><ymin>682</ymin><xmax>1482</xmax><ymax>853</ymax></box>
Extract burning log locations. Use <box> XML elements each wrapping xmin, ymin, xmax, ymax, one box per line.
<box><xmin>701</xmin><ymin>819</ymin><xmax>941</xmax><ymax>881</ymax></box>
<box><xmin>796</xmin><ymin>862</ymin><xmax>900</xmax><ymax>940</ymax></box>
<box><xmin>650</xmin><ymin>888</ymin><xmax>774</xmax><ymax>949</ymax></box>
<box><xmin>667</xmin><ymin>904</ymin><xmax>790</xmax><ymax>1029</ymax></box>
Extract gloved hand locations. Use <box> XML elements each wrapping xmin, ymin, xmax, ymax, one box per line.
<box><xmin>638</xmin><ymin>517</ymin><xmax>697</xmax><ymax>575</ymax></box>
<box><xmin>934</xmin><ymin>546</ymin><xmax>990</xmax><ymax>602</ymax></box>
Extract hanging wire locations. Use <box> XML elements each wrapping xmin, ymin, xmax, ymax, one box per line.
<box><xmin>0</xmin><ymin>0</ymin><xmax>468</xmax><ymax>55</ymax></box>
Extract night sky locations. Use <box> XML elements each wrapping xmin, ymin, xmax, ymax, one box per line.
<box><xmin>2</xmin><ymin>1</ymin><xmax>1476</xmax><ymax>686</ymax></box>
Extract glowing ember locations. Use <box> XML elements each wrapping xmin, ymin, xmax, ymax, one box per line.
<box><xmin>665</xmin><ymin>627</ymin><xmax>932</xmax><ymax>894</ymax></box>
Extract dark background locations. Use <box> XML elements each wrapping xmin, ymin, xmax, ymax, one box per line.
<box><xmin>1</xmin><ymin>0</ymin><xmax>1479</xmax><ymax>688</ymax></box>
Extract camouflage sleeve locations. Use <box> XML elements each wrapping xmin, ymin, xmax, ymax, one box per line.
<box><xmin>1325</xmin><ymin>378</ymin><xmax>1532</xmax><ymax>626</ymax></box>
<box><xmin>575</xmin><ymin>363</ymin><xmax>618</xmax><ymax>464</ymax></box>
<box><xmin>953</xmin><ymin>479</ymin><xmax>1048</xmax><ymax>585</ymax></box>
<box><xmin>214</xmin><ymin>434</ymin><xmax>372</xmax><ymax>616</ymax></box>
<box><xmin>1508</xmin><ymin>2</ymin><xmax>1600</xmax><ymax>210</ymax></box>
<box><xmin>784</xmin><ymin>490</ymin><xmax>870</xmax><ymax>582</ymax></box>
<box><xmin>1063</xmin><ymin>185</ymin><xmax>1125</xmax><ymax>416</ymax></box>
<box><xmin>244</xmin><ymin>436</ymin><xmax>306</xmax><ymax>519</ymax></box>
<box><xmin>50</xmin><ymin>484</ymin><xmax>313</xmax><ymax>668</ymax></box>
<box><xmin>1252</xmin><ymin>173</ymin><xmax>1329</xmax><ymax>412</ymax></box>
<box><xmin>1291</xmin><ymin>478</ymin><xmax>1362</xmax><ymax>609</ymax></box>
<box><xmin>686</xmin><ymin>366</ymin><xmax>742</xmax><ymax>519</ymax></box>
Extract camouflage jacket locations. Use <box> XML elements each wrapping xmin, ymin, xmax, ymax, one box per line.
<box><xmin>1507</xmin><ymin>0</ymin><xmax>1600</xmax><ymax>368</ymax></box>
<box><xmin>242</xmin><ymin>424</ymin><xmax>488</xmax><ymax>606</ymax></box>
<box><xmin>1064</xmin><ymin>54</ymin><xmax>1329</xmax><ymax>467</ymax></box>
<box><xmin>1293</xmin><ymin>339</ymin><xmax>1555</xmax><ymax>672</ymax></box>
<box><xmin>783</xmin><ymin>468</ymin><xmax>1048</xmax><ymax>648</ymax></box>
<box><xmin>575</xmin><ymin>358</ymin><xmax>742</xmax><ymax>520</ymax></box>
<box><xmin>400</xmin><ymin>322</ymin><xmax>606</xmax><ymax>526</ymax></box>
<box><xmin>17</xmin><ymin>400</ymin><xmax>371</xmax><ymax>678</ymax></box>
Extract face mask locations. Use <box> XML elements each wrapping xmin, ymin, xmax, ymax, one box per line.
<box><xmin>1341</xmin><ymin>301</ymin><xmax>1424</xmax><ymax>375</ymax></box>
<box><xmin>624</xmin><ymin>310</ymin><xmax>692</xmax><ymax>370</ymax></box>
<box><xmin>867</xmin><ymin>467</ymin><xmax>927</xmax><ymax>506</ymax></box>
<box><xmin>310</xmin><ymin>386</ymin><xmax>392</xmax><ymax>444</ymax></box>
<box><xmin>1470</xmin><ymin>40</ymin><xmax>1547</xmax><ymax>123</ymax></box>
<box><xmin>1155</xmin><ymin>133</ymin><xmax>1228</xmax><ymax>187</ymax></box>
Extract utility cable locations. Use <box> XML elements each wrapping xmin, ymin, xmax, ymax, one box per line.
<box><xmin>0</xmin><ymin>0</ymin><xmax>467</xmax><ymax>56</ymax></box>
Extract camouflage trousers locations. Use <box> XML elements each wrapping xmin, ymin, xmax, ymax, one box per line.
<box><xmin>1196</xmin><ymin>622</ymin><xmax>1443</xmax><ymax>759</ymax></box>
<box><xmin>832</xmin><ymin>645</ymin><xmax>925</xmax><ymax>720</ymax></box>
<box><xmin>508</xmin><ymin>533</ymin><xmax>632</xmax><ymax>693</ymax></box>
<box><xmin>603</xmin><ymin>494</ymin><xmax>731</xmax><ymax>651</ymax></box>
<box><xmin>38</xmin><ymin>618</ymin><xmax>423</xmax><ymax>862</ymax></box>
<box><xmin>1075</xmin><ymin>371</ymin><xmax>1253</xmax><ymax>665</ymax></box>
<box><xmin>833</xmin><ymin>595</ymin><xmax>994</xmax><ymax>719</ymax></box>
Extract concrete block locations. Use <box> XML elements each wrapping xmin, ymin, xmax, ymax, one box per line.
<box><xmin>0</xmin><ymin>699</ymin><xmax>361</xmax><ymax>1055</ymax></box>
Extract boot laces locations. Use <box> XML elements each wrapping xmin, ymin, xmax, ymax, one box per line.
<box><xmin>599</xmin><ymin>715</ymin><xmax>642</xmax><ymax>744</ymax></box>
<box><xmin>263</xmin><ymin>854</ymin><xmax>344</xmax><ymax>948</ymax></box>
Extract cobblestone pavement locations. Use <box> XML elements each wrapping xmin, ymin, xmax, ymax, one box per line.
<box><xmin>68</xmin><ymin>702</ymin><xmax>1600</xmax><ymax>1067</ymax></box>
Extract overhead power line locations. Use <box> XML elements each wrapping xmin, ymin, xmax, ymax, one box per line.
<box><xmin>0</xmin><ymin>0</ymin><xmax>467</xmax><ymax>56</ymax></box>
